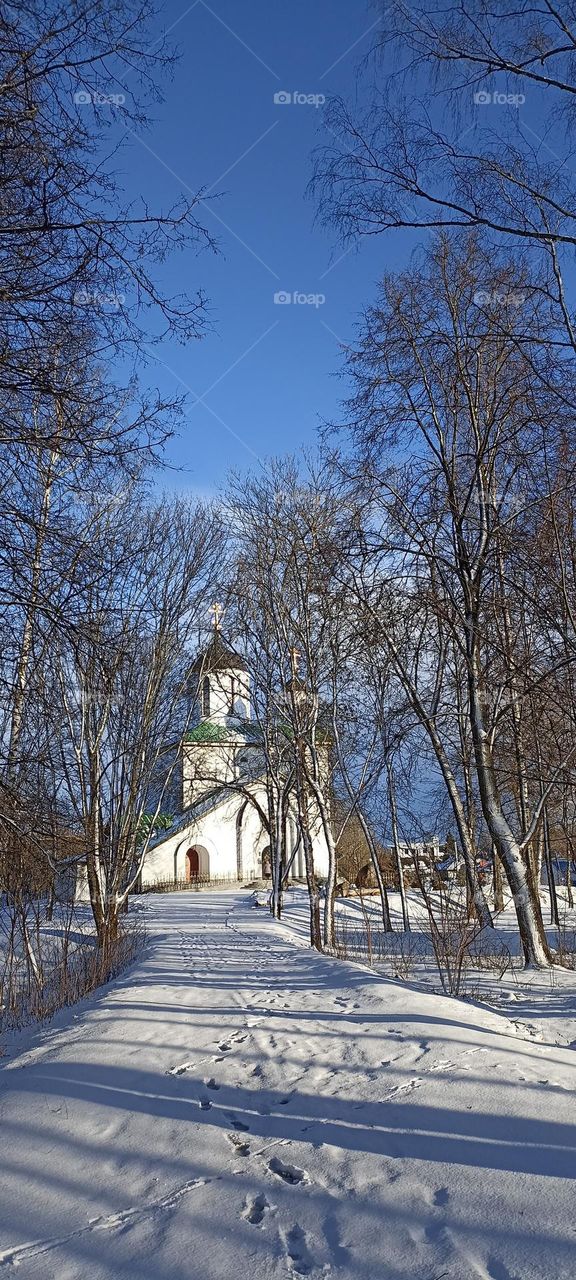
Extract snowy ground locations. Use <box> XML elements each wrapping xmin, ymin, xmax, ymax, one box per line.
<box><xmin>326</xmin><ymin>889</ymin><xmax>576</xmax><ymax>1050</ymax></box>
<box><xmin>0</xmin><ymin>890</ymin><xmax>575</xmax><ymax>1280</ymax></box>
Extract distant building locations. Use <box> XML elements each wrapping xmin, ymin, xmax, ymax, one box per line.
<box><xmin>139</xmin><ymin>629</ymin><xmax>331</xmax><ymax>887</ymax></box>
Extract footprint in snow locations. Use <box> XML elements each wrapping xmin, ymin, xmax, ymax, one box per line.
<box><xmin>243</xmin><ymin>1194</ymin><xmax>272</xmax><ymax>1226</ymax></box>
<box><xmin>486</xmin><ymin>1255</ymin><xmax>522</xmax><ymax>1280</ymax></box>
<box><xmin>204</xmin><ymin>1077</ymin><xmax>220</xmax><ymax>1090</ymax></box>
<box><xmin>269</xmin><ymin>1157</ymin><xmax>310</xmax><ymax>1185</ymax></box>
<box><xmin>283</xmin><ymin>1224</ymin><xmax>315</xmax><ymax>1275</ymax></box>
<box><xmin>424</xmin><ymin>1218</ymin><xmax>449</xmax><ymax>1245</ymax></box>
<box><xmin>198</xmin><ymin>1098</ymin><xmax>212</xmax><ymax>1111</ymax></box>
<box><xmin>227</xmin><ymin>1132</ymin><xmax>250</xmax><ymax>1157</ymax></box>
<box><xmin>225</xmin><ymin>1112</ymin><xmax>250</xmax><ymax>1131</ymax></box>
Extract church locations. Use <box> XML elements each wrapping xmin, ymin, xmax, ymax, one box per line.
<box><xmin>139</xmin><ymin>626</ymin><xmax>331</xmax><ymax>888</ymax></box>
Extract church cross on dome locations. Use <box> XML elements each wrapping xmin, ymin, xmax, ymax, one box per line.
<box><xmin>289</xmin><ymin>646</ymin><xmax>301</xmax><ymax>678</ymax></box>
<box><xmin>210</xmin><ymin>602</ymin><xmax>224</xmax><ymax>631</ymax></box>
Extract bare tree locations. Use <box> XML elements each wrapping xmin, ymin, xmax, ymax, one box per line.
<box><xmin>228</xmin><ymin>462</ymin><xmax>345</xmax><ymax>951</ymax></box>
<box><xmin>52</xmin><ymin>496</ymin><xmax>223</xmax><ymax>947</ymax></box>
<box><xmin>330</xmin><ymin>232</ymin><xmax>576</xmax><ymax>965</ymax></box>
<box><xmin>0</xmin><ymin>0</ymin><xmax>214</xmax><ymax>397</ymax></box>
<box><xmin>314</xmin><ymin>3</ymin><xmax>576</xmax><ymax>252</ymax></box>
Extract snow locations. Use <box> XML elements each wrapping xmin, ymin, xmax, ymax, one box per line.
<box><xmin>328</xmin><ymin>888</ymin><xmax>576</xmax><ymax>1048</ymax></box>
<box><xmin>0</xmin><ymin>889</ymin><xmax>575</xmax><ymax>1279</ymax></box>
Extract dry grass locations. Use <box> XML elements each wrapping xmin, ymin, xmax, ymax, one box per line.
<box><xmin>0</xmin><ymin>904</ymin><xmax>144</xmax><ymax>1035</ymax></box>
<box><xmin>333</xmin><ymin>891</ymin><xmax>516</xmax><ymax>995</ymax></box>
<box><xmin>554</xmin><ymin>926</ymin><xmax>576</xmax><ymax>969</ymax></box>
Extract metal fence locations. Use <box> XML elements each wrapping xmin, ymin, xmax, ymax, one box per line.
<box><xmin>136</xmin><ymin>874</ymin><xmax>241</xmax><ymax>895</ymax></box>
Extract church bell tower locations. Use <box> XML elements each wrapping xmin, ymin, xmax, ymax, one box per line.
<box><xmin>191</xmin><ymin>606</ymin><xmax>251</xmax><ymax>727</ymax></box>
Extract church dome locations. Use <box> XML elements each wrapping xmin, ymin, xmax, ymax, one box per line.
<box><xmin>191</xmin><ymin>632</ymin><xmax>248</xmax><ymax>674</ymax></box>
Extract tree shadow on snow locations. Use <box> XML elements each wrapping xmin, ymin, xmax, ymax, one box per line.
<box><xmin>9</xmin><ymin>1061</ymin><xmax>576</xmax><ymax>1180</ymax></box>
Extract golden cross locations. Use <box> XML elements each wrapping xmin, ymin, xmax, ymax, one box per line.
<box><xmin>289</xmin><ymin>646</ymin><xmax>301</xmax><ymax>678</ymax></box>
<box><xmin>210</xmin><ymin>602</ymin><xmax>224</xmax><ymax>631</ymax></box>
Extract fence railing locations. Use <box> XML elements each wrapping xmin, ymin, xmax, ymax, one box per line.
<box><xmin>136</xmin><ymin>874</ymin><xmax>241</xmax><ymax>895</ymax></box>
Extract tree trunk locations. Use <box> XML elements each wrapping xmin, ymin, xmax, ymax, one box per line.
<box><xmin>421</xmin><ymin>716</ymin><xmax>493</xmax><ymax>928</ymax></box>
<box><xmin>270</xmin><ymin>801</ymin><xmax>284</xmax><ymax>920</ymax></box>
<box><xmin>566</xmin><ymin>854</ymin><xmax>574</xmax><ymax>910</ymax></box>
<box><xmin>311</xmin><ymin>784</ymin><xmax>337</xmax><ymax>950</ymax></box>
<box><xmin>295</xmin><ymin>742</ymin><xmax>322</xmax><ymax>950</ymax></box>
<box><xmin>87</xmin><ymin>753</ymin><xmax>106</xmax><ymax>947</ymax></box>
<box><xmin>388</xmin><ymin>766</ymin><xmax>410</xmax><ymax>931</ymax></box>
<box><xmin>493</xmin><ymin>845</ymin><xmax>504</xmax><ymax>912</ymax></box>
<box><xmin>468</xmin><ymin>664</ymin><xmax>552</xmax><ymax>966</ymax></box>
<box><xmin>535</xmin><ymin>743</ymin><xmax>559</xmax><ymax>928</ymax></box>
<box><xmin>542</xmin><ymin>803</ymin><xmax>560</xmax><ymax>927</ymax></box>
<box><xmin>387</xmin><ymin>642</ymin><xmax>493</xmax><ymax>929</ymax></box>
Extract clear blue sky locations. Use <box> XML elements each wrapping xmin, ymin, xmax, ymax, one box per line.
<box><xmin>115</xmin><ymin>0</ymin><xmax>412</xmax><ymax>497</ymax></box>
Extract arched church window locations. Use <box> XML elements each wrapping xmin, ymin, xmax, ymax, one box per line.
<box><xmin>229</xmin><ymin>675</ymin><xmax>236</xmax><ymax>712</ymax></box>
<box><xmin>202</xmin><ymin>675</ymin><xmax>211</xmax><ymax>718</ymax></box>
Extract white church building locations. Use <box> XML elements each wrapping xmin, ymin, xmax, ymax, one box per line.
<box><xmin>139</xmin><ymin>630</ymin><xmax>331</xmax><ymax>888</ymax></box>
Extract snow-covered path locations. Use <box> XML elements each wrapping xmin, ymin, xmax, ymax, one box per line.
<box><xmin>0</xmin><ymin>892</ymin><xmax>575</xmax><ymax>1280</ymax></box>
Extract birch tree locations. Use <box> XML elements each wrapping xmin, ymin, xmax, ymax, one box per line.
<box><xmin>229</xmin><ymin>462</ymin><xmax>343</xmax><ymax>951</ymax></box>
<box><xmin>54</xmin><ymin>495</ymin><xmax>223</xmax><ymax>947</ymax></box>
<box><xmin>333</xmin><ymin>232</ymin><xmax>576</xmax><ymax>965</ymax></box>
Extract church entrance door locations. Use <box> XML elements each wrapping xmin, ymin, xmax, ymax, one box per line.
<box><xmin>186</xmin><ymin>848</ymin><xmax>200</xmax><ymax>881</ymax></box>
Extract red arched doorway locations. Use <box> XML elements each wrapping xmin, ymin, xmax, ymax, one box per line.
<box><xmin>186</xmin><ymin>848</ymin><xmax>200</xmax><ymax>881</ymax></box>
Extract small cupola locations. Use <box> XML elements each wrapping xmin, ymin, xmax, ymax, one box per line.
<box><xmin>283</xmin><ymin>646</ymin><xmax>309</xmax><ymax>709</ymax></box>
<box><xmin>191</xmin><ymin>607</ymin><xmax>251</xmax><ymax>726</ymax></box>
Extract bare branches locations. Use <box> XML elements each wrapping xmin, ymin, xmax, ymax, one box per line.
<box><xmin>313</xmin><ymin>2</ymin><xmax>576</xmax><ymax>270</ymax></box>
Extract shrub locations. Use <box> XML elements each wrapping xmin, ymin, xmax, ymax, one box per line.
<box><xmin>0</xmin><ymin>905</ymin><xmax>144</xmax><ymax>1036</ymax></box>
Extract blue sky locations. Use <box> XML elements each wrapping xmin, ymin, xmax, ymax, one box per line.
<box><xmin>114</xmin><ymin>0</ymin><xmax>409</xmax><ymax>497</ymax></box>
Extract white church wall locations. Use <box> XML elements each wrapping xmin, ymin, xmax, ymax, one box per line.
<box><xmin>194</xmin><ymin>668</ymin><xmax>251</xmax><ymax>726</ymax></box>
<box><xmin>140</xmin><ymin>780</ymin><xmax>331</xmax><ymax>889</ymax></box>
<box><xmin>236</xmin><ymin>787</ymin><xmax>270</xmax><ymax>880</ymax></box>
<box><xmin>141</xmin><ymin>791</ymin><xmax>259</xmax><ymax>886</ymax></box>
<box><xmin>183</xmin><ymin>740</ymin><xmax>237</xmax><ymax>807</ymax></box>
